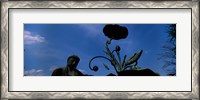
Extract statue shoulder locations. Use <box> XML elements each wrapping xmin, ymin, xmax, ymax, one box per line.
<box><xmin>51</xmin><ymin>68</ymin><xmax>65</xmax><ymax>76</ymax></box>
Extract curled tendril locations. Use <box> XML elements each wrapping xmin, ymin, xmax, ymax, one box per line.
<box><xmin>92</xmin><ymin>66</ymin><xmax>98</xmax><ymax>71</ymax></box>
<box><xmin>89</xmin><ymin>56</ymin><xmax>118</xmax><ymax>73</ymax></box>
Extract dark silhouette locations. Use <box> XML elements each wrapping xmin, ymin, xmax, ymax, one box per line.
<box><xmin>118</xmin><ymin>69</ymin><xmax>160</xmax><ymax>76</ymax></box>
<box><xmin>103</xmin><ymin>24</ymin><xmax>128</xmax><ymax>40</ymax></box>
<box><xmin>107</xmin><ymin>73</ymin><xmax>116</xmax><ymax>76</ymax></box>
<box><xmin>159</xmin><ymin>24</ymin><xmax>176</xmax><ymax>76</ymax></box>
<box><xmin>89</xmin><ymin>24</ymin><xmax>160</xmax><ymax>76</ymax></box>
<box><xmin>52</xmin><ymin>55</ymin><xmax>83</xmax><ymax>76</ymax></box>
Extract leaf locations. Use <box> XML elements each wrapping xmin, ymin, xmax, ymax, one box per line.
<box><xmin>126</xmin><ymin>59</ymin><xmax>137</xmax><ymax>66</ymax></box>
<box><xmin>103</xmin><ymin>50</ymin><xmax>109</xmax><ymax>56</ymax></box>
<box><xmin>104</xmin><ymin>49</ymin><xmax>112</xmax><ymax>58</ymax></box>
<box><xmin>103</xmin><ymin>63</ymin><xmax>110</xmax><ymax>70</ymax></box>
<box><xmin>125</xmin><ymin>50</ymin><xmax>143</xmax><ymax>66</ymax></box>
<box><xmin>133</xmin><ymin>66</ymin><xmax>140</xmax><ymax>69</ymax></box>
<box><xmin>125</xmin><ymin>55</ymin><xmax>136</xmax><ymax>66</ymax></box>
<box><xmin>121</xmin><ymin>55</ymin><xmax>126</xmax><ymax>68</ymax></box>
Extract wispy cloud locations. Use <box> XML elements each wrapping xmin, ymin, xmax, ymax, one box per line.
<box><xmin>78</xmin><ymin>25</ymin><xmax>103</xmax><ymax>37</ymax></box>
<box><xmin>24</xmin><ymin>69</ymin><xmax>44</xmax><ymax>76</ymax></box>
<box><xmin>24</xmin><ymin>31</ymin><xmax>45</xmax><ymax>45</ymax></box>
<box><xmin>78</xmin><ymin>69</ymin><xmax>87</xmax><ymax>74</ymax></box>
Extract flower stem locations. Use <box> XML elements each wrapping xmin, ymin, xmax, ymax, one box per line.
<box><xmin>116</xmin><ymin>52</ymin><xmax>122</xmax><ymax>71</ymax></box>
<box><xmin>121</xmin><ymin>55</ymin><xmax>127</xmax><ymax>69</ymax></box>
<box><xmin>105</xmin><ymin>39</ymin><xmax>121</xmax><ymax>74</ymax></box>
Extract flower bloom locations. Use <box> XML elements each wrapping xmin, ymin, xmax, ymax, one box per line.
<box><xmin>115</xmin><ymin>45</ymin><xmax>121</xmax><ymax>52</ymax></box>
<box><xmin>103</xmin><ymin>24</ymin><xmax>128</xmax><ymax>40</ymax></box>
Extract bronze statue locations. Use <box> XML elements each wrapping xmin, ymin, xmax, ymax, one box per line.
<box><xmin>52</xmin><ymin>55</ymin><xmax>83</xmax><ymax>76</ymax></box>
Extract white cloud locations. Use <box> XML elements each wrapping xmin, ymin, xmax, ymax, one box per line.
<box><xmin>24</xmin><ymin>31</ymin><xmax>45</xmax><ymax>45</ymax></box>
<box><xmin>24</xmin><ymin>69</ymin><xmax>44</xmax><ymax>76</ymax></box>
<box><xmin>78</xmin><ymin>69</ymin><xmax>87</xmax><ymax>74</ymax></box>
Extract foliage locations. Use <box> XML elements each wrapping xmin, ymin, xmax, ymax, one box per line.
<box><xmin>160</xmin><ymin>24</ymin><xmax>176</xmax><ymax>75</ymax></box>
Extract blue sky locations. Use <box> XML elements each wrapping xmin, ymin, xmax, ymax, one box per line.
<box><xmin>24</xmin><ymin>24</ymin><xmax>174</xmax><ymax>76</ymax></box>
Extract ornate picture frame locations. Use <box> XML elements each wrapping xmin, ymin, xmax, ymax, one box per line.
<box><xmin>1</xmin><ymin>1</ymin><xmax>199</xmax><ymax>99</ymax></box>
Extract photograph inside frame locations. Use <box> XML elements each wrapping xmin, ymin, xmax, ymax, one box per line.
<box><xmin>24</xmin><ymin>24</ymin><xmax>176</xmax><ymax>76</ymax></box>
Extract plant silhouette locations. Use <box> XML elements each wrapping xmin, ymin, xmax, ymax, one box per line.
<box><xmin>89</xmin><ymin>24</ymin><xmax>160</xmax><ymax>76</ymax></box>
